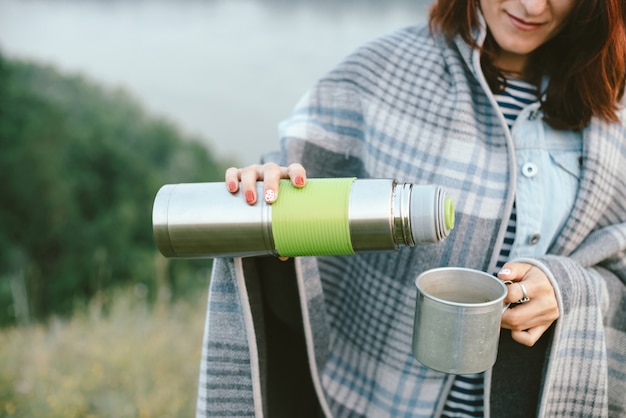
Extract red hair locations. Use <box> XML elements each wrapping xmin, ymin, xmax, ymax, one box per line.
<box><xmin>429</xmin><ymin>0</ymin><xmax>626</xmax><ymax>130</ymax></box>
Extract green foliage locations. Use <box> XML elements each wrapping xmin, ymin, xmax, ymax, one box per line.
<box><xmin>0</xmin><ymin>52</ymin><xmax>228</xmax><ymax>325</ymax></box>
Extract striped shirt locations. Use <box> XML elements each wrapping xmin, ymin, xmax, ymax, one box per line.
<box><xmin>441</xmin><ymin>77</ymin><xmax>538</xmax><ymax>418</ymax></box>
<box><xmin>494</xmin><ymin>78</ymin><xmax>538</xmax><ymax>270</ymax></box>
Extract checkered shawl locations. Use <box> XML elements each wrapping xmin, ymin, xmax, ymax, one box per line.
<box><xmin>196</xmin><ymin>24</ymin><xmax>626</xmax><ymax>417</ymax></box>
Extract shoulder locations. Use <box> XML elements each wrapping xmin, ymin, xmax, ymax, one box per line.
<box><xmin>319</xmin><ymin>25</ymin><xmax>459</xmax><ymax>92</ymax></box>
<box><xmin>355</xmin><ymin>25</ymin><xmax>444</xmax><ymax>61</ymax></box>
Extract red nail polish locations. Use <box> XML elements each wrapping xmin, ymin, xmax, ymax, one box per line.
<box><xmin>245</xmin><ymin>190</ymin><xmax>255</xmax><ymax>203</ymax></box>
<box><xmin>295</xmin><ymin>176</ymin><xmax>304</xmax><ymax>187</ymax></box>
<box><xmin>228</xmin><ymin>181</ymin><xmax>237</xmax><ymax>192</ymax></box>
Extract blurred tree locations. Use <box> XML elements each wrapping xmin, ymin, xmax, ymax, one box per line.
<box><xmin>0</xmin><ymin>52</ymin><xmax>228</xmax><ymax>325</ymax></box>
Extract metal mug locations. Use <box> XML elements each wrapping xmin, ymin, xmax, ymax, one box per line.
<box><xmin>412</xmin><ymin>267</ymin><xmax>508</xmax><ymax>374</ymax></box>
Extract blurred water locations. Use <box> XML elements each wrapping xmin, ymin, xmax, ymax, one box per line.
<box><xmin>0</xmin><ymin>0</ymin><xmax>430</xmax><ymax>165</ymax></box>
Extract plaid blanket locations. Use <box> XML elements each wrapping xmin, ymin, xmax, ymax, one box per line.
<box><xmin>196</xmin><ymin>23</ymin><xmax>626</xmax><ymax>417</ymax></box>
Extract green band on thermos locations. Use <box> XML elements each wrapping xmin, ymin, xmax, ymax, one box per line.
<box><xmin>272</xmin><ymin>178</ymin><xmax>355</xmax><ymax>256</ymax></box>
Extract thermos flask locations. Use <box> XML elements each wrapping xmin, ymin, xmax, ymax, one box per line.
<box><xmin>152</xmin><ymin>178</ymin><xmax>454</xmax><ymax>258</ymax></box>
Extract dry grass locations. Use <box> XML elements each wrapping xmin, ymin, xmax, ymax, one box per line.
<box><xmin>0</xmin><ymin>286</ymin><xmax>208</xmax><ymax>418</ymax></box>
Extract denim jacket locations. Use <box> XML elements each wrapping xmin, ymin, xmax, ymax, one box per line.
<box><xmin>509</xmin><ymin>102</ymin><xmax>583</xmax><ymax>259</ymax></box>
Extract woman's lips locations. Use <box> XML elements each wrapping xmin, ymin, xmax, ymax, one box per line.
<box><xmin>507</xmin><ymin>13</ymin><xmax>544</xmax><ymax>31</ymax></box>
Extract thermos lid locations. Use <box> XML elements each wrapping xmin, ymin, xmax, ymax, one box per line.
<box><xmin>409</xmin><ymin>185</ymin><xmax>454</xmax><ymax>243</ymax></box>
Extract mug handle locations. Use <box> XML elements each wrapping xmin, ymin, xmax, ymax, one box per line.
<box><xmin>502</xmin><ymin>302</ymin><xmax>511</xmax><ymax>314</ymax></box>
<box><xmin>502</xmin><ymin>280</ymin><xmax>514</xmax><ymax>314</ymax></box>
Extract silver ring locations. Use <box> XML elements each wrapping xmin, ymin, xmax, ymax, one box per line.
<box><xmin>516</xmin><ymin>282</ymin><xmax>530</xmax><ymax>304</ymax></box>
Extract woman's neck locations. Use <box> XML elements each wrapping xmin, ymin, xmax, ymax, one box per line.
<box><xmin>493</xmin><ymin>50</ymin><xmax>531</xmax><ymax>80</ymax></box>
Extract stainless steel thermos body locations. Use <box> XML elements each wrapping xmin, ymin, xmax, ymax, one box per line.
<box><xmin>152</xmin><ymin>178</ymin><xmax>454</xmax><ymax>258</ymax></box>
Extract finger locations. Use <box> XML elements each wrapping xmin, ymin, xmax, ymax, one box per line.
<box><xmin>505</xmin><ymin>281</ymin><xmax>531</xmax><ymax>305</ymax></box>
<box><xmin>499</xmin><ymin>263</ymin><xmax>542</xmax><ymax>304</ymax></box>
<box><xmin>240</xmin><ymin>164</ymin><xmax>263</xmax><ymax>204</ymax></box>
<box><xmin>502</xmin><ymin>302</ymin><xmax>543</xmax><ymax>330</ymax></box>
<box><xmin>262</xmin><ymin>163</ymin><xmax>284</xmax><ymax>204</ymax></box>
<box><xmin>286</xmin><ymin>163</ymin><xmax>307</xmax><ymax>187</ymax></box>
<box><xmin>510</xmin><ymin>324</ymin><xmax>551</xmax><ymax>347</ymax></box>
<box><xmin>225</xmin><ymin>167</ymin><xmax>240</xmax><ymax>193</ymax></box>
<box><xmin>497</xmin><ymin>262</ymin><xmax>532</xmax><ymax>282</ymax></box>
<box><xmin>501</xmin><ymin>294</ymin><xmax>559</xmax><ymax>332</ymax></box>
<box><xmin>498</xmin><ymin>264</ymin><xmax>528</xmax><ymax>305</ymax></box>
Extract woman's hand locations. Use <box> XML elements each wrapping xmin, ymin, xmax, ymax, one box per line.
<box><xmin>225</xmin><ymin>163</ymin><xmax>306</xmax><ymax>261</ymax></box>
<box><xmin>225</xmin><ymin>162</ymin><xmax>307</xmax><ymax>205</ymax></box>
<box><xmin>498</xmin><ymin>262</ymin><xmax>560</xmax><ymax>347</ymax></box>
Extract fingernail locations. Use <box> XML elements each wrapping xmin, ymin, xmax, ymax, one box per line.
<box><xmin>245</xmin><ymin>190</ymin><xmax>255</xmax><ymax>203</ymax></box>
<box><xmin>264</xmin><ymin>189</ymin><xmax>276</xmax><ymax>203</ymax></box>
<box><xmin>227</xmin><ymin>181</ymin><xmax>237</xmax><ymax>192</ymax></box>
<box><xmin>295</xmin><ymin>176</ymin><xmax>304</xmax><ymax>187</ymax></box>
<box><xmin>499</xmin><ymin>268</ymin><xmax>512</xmax><ymax>276</ymax></box>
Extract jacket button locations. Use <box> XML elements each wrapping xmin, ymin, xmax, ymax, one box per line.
<box><xmin>522</xmin><ymin>162</ymin><xmax>538</xmax><ymax>178</ymax></box>
<box><xmin>528</xmin><ymin>233</ymin><xmax>541</xmax><ymax>245</ymax></box>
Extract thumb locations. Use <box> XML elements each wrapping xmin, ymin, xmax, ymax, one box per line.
<box><xmin>497</xmin><ymin>262</ymin><xmax>533</xmax><ymax>282</ymax></box>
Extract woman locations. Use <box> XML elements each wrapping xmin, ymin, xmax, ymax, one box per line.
<box><xmin>198</xmin><ymin>1</ymin><xmax>626</xmax><ymax>416</ymax></box>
